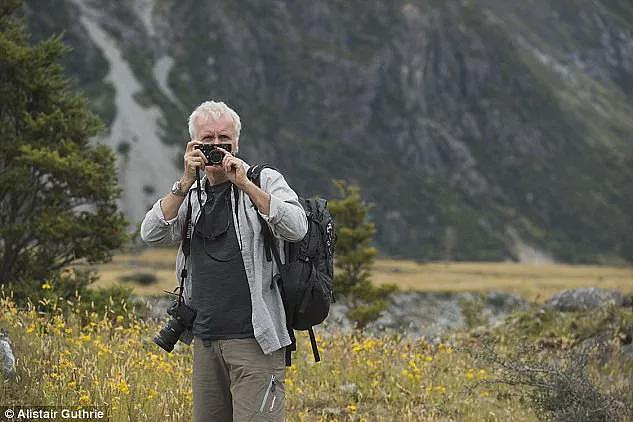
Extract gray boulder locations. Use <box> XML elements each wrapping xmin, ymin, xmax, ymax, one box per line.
<box><xmin>545</xmin><ymin>287</ymin><xmax>625</xmax><ymax>312</ymax></box>
<box><xmin>0</xmin><ymin>329</ymin><xmax>16</xmax><ymax>378</ymax></box>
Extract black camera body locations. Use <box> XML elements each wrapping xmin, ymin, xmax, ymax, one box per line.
<box><xmin>195</xmin><ymin>143</ymin><xmax>232</xmax><ymax>166</ymax></box>
<box><xmin>153</xmin><ymin>299</ymin><xmax>197</xmax><ymax>352</ymax></box>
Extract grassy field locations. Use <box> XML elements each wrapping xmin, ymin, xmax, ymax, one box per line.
<box><xmin>5</xmin><ymin>249</ymin><xmax>631</xmax><ymax>420</ymax></box>
<box><xmin>2</xmin><ymin>293</ymin><xmax>631</xmax><ymax>421</ymax></box>
<box><xmin>84</xmin><ymin>247</ymin><xmax>633</xmax><ymax>302</ymax></box>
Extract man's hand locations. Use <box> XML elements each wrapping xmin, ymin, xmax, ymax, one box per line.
<box><xmin>213</xmin><ymin>146</ymin><xmax>271</xmax><ymax>215</ymax></box>
<box><xmin>215</xmin><ymin>146</ymin><xmax>249</xmax><ymax>189</ymax></box>
<box><xmin>182</xmin><ymin>140</ymin><xmax>209</xmax><ymax>188</ymax></box>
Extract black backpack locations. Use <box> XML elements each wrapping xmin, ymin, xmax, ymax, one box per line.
<box><xmin>247</xmin><ymin>163</ymin><xmax>336</xmax><ymax>367</ymax></box>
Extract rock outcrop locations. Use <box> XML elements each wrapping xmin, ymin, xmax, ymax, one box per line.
<box><xmin>545</xmin><ymin>287</ymin><xmax>626</xmax><ymax>312</ymax></box>
<box><xmin>0</xmin><ymin>330</ymin><xmax>16</xmax><ymax>378</ymax></box>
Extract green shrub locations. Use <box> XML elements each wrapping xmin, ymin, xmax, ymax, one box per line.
<box><xmin>119</xmin><ymin>272</ymin><xmax>158</xmax><ymax>286</ymax></box>
<box><xmin>461</xmin><ymin>334</ymin><xmax>632</xmax><ymax>421</ymax></box>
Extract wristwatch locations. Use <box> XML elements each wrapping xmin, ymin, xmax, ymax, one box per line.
<box><xmin>170</xmin><ymin>179</ymin><xmax>187</xmax><ymax>197</ymax></box>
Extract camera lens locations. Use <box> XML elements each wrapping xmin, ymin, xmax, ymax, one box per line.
<box><xmin>209</xmin><ymin>149</ymin><xmax>224</xmax><ymax>165</ymax></box>
<box><xmin>154</xmin><ymin>301</ymin><xmax>196</xmax><ymax>353</ymax></box>
<box><xmin>153</xmin><ymin>318</ymin><xmax>184</xmax><ymax>352</ymax></box>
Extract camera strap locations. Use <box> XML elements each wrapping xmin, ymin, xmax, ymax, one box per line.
<box><xmin>178</xmin><ymin>187</ymin><xmax>194</xmax><ymax>305</ymax></box>
<box><xmin>177</xmin><ymin>168</ymin><xmax>242</xmax><ymax>304</ymax></box>
<box><xmin>177</xmin><ymin>167</ymin><xmax>204</xmax><ymax>304</ymax></box>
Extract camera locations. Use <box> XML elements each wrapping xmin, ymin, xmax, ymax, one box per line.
<box><xmin>195</xmin><ymin>143</ymin><xmax>232</xmax><ymax>166</ymax></box>
<box><xmin>153</xmin><ymin>299</ymin><xmax>197</xmax><ymax>352</ymax></box>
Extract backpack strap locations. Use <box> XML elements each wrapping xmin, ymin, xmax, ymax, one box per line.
<box><xmin>247</xmin><ymin>163</ymin><xmax>280</xmax><ymax>188</ymax></box>
<box><xmin>245</xmin><ymin>163</ymin><xmax>322</xmax><ymax>366</ymax></box>
<box><xmin>308</xmin><ymin>327</ymin><xmax>321</xmax><ymax>362</ymax></box>
<box><xmin>246</xmin><ymin>163</ymin><xmax>283</xmax><ymax>266</ymax></box>
<box><xmin>248</xmin><ymin>163</ymin><xmax>298</xmax><ymax>366</ymax></box>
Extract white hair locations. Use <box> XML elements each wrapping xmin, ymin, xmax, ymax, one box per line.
<box><xmin>188</xmin><ymin>100</ymin><xmax>242</xmax><ymax>140</ymax></box>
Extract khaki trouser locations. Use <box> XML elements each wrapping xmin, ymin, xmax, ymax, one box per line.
<box><xmin>192</xmin><ymin>336</ymin><xmax>286</xmax><ymax>421</ymax></box>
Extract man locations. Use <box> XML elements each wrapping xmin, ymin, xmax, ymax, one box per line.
<box><xmin>140</xmin><ymin>100</ymin><xmax>308</xmax><ymax>421</ymax></box>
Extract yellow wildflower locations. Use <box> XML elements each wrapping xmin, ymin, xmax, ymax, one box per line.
<box><xmin>117</xmin><ymin>380</ymin><xmax>130</xmax><ymax>395</ymax></box>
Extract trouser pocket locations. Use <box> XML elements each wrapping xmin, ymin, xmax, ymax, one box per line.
<box><xmin>224</xmin><ymin>340</ymin><xmax>286</xmax><ymax>421</ymax></box>
<box><xmin>257</xmin><ymin>373</ymin><xmax>283</xmax><ymax>415</ymax></box>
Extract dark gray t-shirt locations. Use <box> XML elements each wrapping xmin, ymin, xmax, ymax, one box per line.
<box><xmin>190</xmin><ymin>179</ymin><xmax>254</xmax><ymax>342</ymax></box>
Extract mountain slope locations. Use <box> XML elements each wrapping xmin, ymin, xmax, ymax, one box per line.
<box><xmin>19</xmin><ymin>0</ymin><xmax>633</xmax><ymax>264</ymax></box>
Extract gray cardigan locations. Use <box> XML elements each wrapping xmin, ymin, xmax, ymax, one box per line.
<box><xmin>140</xmin><ymin>161</ymin><xmax>308</xmax><ymax>355</ymax></box>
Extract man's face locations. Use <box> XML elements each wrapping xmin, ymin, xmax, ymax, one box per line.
<box><xmin>193</xmin><ymin>113</ymin><xmax>239</xmax><ymax>177</ymax></box>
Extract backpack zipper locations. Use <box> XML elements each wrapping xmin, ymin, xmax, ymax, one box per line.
<box><xmin>259</xmin><ymin>374</ymin><xmax>276</xmax><ymax>413</ymax></box>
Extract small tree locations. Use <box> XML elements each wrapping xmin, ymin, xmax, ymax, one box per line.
<box><xmin>328</xmin><ymin>179</ymin><xmax>397</xmax><ymax>328</ymax></box>
<box><xmin>0</xmin><ymin>1</ymin><xmax>128</xmax><ymax>305</ymax></box>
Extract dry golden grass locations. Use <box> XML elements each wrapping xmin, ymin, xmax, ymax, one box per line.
<box><xmin>372</xmin><ymin>259</ymin><xmax>633</xmax><ymax>303</ymax></box>
<box><xmin>81</xmin><ymin>247</ymin><xmax>633</xmax><ymax>302</ymax></box>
